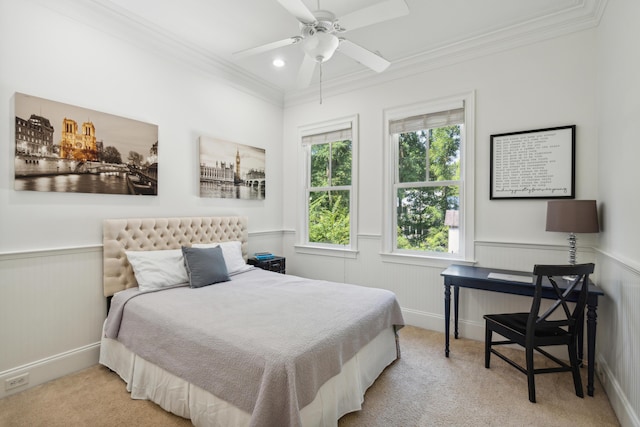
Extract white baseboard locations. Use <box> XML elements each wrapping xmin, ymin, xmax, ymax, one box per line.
<box><xmin>597</xmin><ymin>355</ymin><xmax>640</xmax><ymax>427</ymax></box>
<box><xmin>0</xmin><ymin>342</ymin><xmax>100</xmax><ymax>399</ymax></box>
<box><xmin>401</xmin><ymin>308</ymin><xmax>445</xmax><ymax>332</ymax></box>
<box><xmin>401</xmin><ymin>307</ymin><xmax>485</xmax><ymax>341</ymax></box>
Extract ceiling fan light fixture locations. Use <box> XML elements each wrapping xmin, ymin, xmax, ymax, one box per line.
<box><xmin>302</xmin><ymin>32</ymin><xmax>339</xmax><ymax>63</ymax></box>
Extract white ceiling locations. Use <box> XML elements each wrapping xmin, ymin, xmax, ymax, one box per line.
<box><xmin>51</xmin><ymin>0</ymin><xmax>607</xmax><ymax>103</ymax></box>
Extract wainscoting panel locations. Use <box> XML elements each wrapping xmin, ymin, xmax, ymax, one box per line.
<box><xmin>0</xmin><ymin>246</ymin><xmax>105</xmax><ymax>398</ymax></box>
<box><xmin>595</xmin><ymin>251</ymin><xmax>640</xmax><ymax>427</ymax></box>
<box><xmin>245</xmin><ymin>230</ymin><xmax>284</xmax><ymax>261</ymax></box>
<box><xmin>0</xmin><ymin>231</ymin><xmax>285</xmax><ymax>398</ymax></box>
<box><xmin>3</xmin><ymin>235</ymin><xmax>636</xmax><ymax>425</ymax></box>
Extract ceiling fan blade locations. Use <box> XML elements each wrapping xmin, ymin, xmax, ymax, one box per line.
<box><xmin>297</xmin><ymin>54</ymin><xmax>317</xmax><ymax>88</ymax></box>
<box><xmin>338</xmin><ymin>0</ymin><xmax>409</xmax><ymax>32</ymax></box>
<box><xmin>275</xmin><ymin>0</ymin><xmax>316</xmax><ymax>24</ymax></box>
<box><xmin>232</xmin><ymin>37</ymin><xmax>301</xmax><ymax>59</ymax></box>
<box><xmin>338</xmin><ymin>40</ymin><xmax>390</xmax><ymax>73</ymax></box>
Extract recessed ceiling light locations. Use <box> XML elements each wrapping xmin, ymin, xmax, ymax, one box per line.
<box><xmin>272</xmin><ymin>58</ymin><xmax>285</xmax><ymax>68</ymax></box>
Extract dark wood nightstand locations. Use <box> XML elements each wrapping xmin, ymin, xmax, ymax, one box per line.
<box><xmin>248</xmin><ymin>256</ymin><xmax>286</xmax><ymax>274</ymax></box>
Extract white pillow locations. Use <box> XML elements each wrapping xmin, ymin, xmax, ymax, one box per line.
<box><xmin>192</xmin><ymin>241</ymin><xmax>252</xmax><ymax>275</ymax></box>
<box><xmin>125</xmin><ymin>249</ymin><xmax>189</xmax><ymax>291</ymax></box>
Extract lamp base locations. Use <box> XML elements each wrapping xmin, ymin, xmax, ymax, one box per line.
<box><xmin>567</xmin><ymin>232</ymin><xmax>577</xmax><ymax>265</ymax></box>
<box><xmin>562</xmin><ymin>232</ymin><xmax>579</xmax><ymax>281</ymax></box>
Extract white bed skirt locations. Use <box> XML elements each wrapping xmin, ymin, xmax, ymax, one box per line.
<box><xmin>99</xmin><ymin>326</ymin><xmax>398</xmax><ymax>427</ymax></box>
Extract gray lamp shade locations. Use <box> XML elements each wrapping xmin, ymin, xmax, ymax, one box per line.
<box><xmin>545</xmin><ymin>200</ymin><xmax>599</xmax><ymax>233</ymax></box>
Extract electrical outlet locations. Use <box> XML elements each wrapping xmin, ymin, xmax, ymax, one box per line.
<box><xmin>5</xmin><ymin>373</ymin><xmax>29</xmax><ymax>391</ymax></box>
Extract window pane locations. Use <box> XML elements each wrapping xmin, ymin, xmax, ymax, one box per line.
<box><xmin>429</xmin><ymin>125</ymin><xmax>461</xmax><ymax>182</ymax></box>
<box><xmin>331</xmin><ymin>140</ymin><xmax>351</xmax><ymax>186</ymax></box>
<box><xmin>309</xmin><ymin>190</ymin><xmax>350</xmax><ymax>245</ymax></box>
<box><xmin>310</xmin><ymin>143</ymin><xmax>329</xmax><ymax>187</ymax></box>
<box><xmin>397</xmin><ymin>125</ymin><xmax>461</xmax><ymax>183</ymax></box>
<box><xmin>398</xmin><ymin>131</ymin><xmax>427</xmax><ymax>183</ymax></box>
<box><xmin>396</xmin><ymin>186</ymin><xmax>459</xmax><ymax>253</ymax></box>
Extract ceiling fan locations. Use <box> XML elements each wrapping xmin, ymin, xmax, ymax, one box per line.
<box><xmin>232</xmin><ymin>0</ymin><xmax>409</xmax><ymax>89</ymax></box>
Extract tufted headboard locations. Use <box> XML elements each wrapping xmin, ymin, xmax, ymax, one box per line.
<box><xmin>103</xmin><ymin>216</ymin><xmax>248</xmax><ymax>297</ymax></box>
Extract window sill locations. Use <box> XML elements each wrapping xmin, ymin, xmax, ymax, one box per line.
<box><xmin>380</xmin><ymin>252</ymin><xmax>475</xmax><ymax>268</ymax></box>
<box><xmin>294</xmin><ymin>244</ymin><xmax>358</xmax><ymax>259</ymax></box>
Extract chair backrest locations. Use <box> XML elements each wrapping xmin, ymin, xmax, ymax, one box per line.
<box><xmin>528</xmin><ymin>263</ymin><xmax>595</xmax><ymax>334</ymax></box>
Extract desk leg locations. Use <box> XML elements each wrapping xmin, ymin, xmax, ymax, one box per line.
<box><xmin>444</xmin><ymin>282</ymin><xmax>451</xmax><ymax>357</ymax></box>
<box><xmin>454</xmin><ymin>285</ymin><xmax>460</xmax><ymax>339</ymax></box>
<box><xmin>586</xmin><ymin>302</ymin><xmax>598</xmax><ymax>397</ymax></box>
<box><xmin>576</xmin><ymin>312</ymin><xmax>585</xmax><ymax>366</ymax></box>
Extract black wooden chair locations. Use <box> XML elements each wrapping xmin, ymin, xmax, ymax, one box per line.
<box><xmin>483</xmin><ymin>263</ymin><xmax>595</xmax><ymax>403</ymax></box>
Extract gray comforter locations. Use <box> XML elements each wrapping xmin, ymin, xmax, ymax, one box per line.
<box><xmin>104</xmin><ymin>268</ymin><xmax>404</xmax><ymax>427</ymax></box>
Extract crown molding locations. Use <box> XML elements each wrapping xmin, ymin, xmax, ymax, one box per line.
<box><xmin>30</xmin><ymin>0</ymin><xmax>607</xmax><ymax>109</ymax></box>
<box><xmin>31</xmin><ymin>0</ymin><xmax>285</xmax><ymax>107</ymax></box>
<box><xmin>283</xmin><ymin>0</ymin><xmax>608</xmax><ymax>107</ymax></box>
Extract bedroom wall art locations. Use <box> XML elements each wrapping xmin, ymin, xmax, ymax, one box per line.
<box><xmin>199</xmin><ymin>136</ymin><xmax>266</xmax><ymax>200</ymax></box>
<box><xmin>14</xmin><ymin>92</ymin><xmax>158</xmax><ymax>196</ymax></box>
<box><xmin>490</xmin><ymin>125</ymin><xmax>575</xmax><ymax>200</ymax></box>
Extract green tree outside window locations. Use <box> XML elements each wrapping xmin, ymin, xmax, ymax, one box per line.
<box><xmin>308</xmin><ymin>140</ymin><xmax>351</xmax><ymax>245</ymax></box>
<box><xmin>396</xmin><ymin>125</ymin><xmax>461</xmax><ymax>252</ymax></box>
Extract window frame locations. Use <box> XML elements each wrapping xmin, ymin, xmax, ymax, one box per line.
<box><xmin>297</xmin><ymin>115</ymin><xmax>359</xmax><ymax>258</ymax></box>
<box><xmin>382</xmin><ymin>92</ymin><xmax>475</xmax><ymax>264</ymax></box>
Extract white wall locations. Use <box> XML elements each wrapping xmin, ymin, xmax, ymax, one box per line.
<box><xmin>283</xmin><ymin>29</ymin><xmax>599</xmax><ymax>272</ymax></box>
<box><xmin>283</xmin><ymin>30</ymin><xmax>599</xmax><ymax>244</ymax></box>
<box><xmin>0</xmin><ymin>0</ymin><xmax>283</xmax><ymax>397</ymax></box>
<box><xmin>282</xmin><ymin>29</ymin><xmax>601</xmax><ymax>343</ymax></box>
<box><xmin>0</xmin><ymin>1</ymin><xmax>284</xmax><ymax>252</ymax></box>
<box><xmin>595</xmin><ymin>0</ymin><xmax>640</xmax><ymax>425</ymax></box>
<box><xmin>282</xmin><ymin>22</ymin><xmax>638</xmax><ymax>426</ymax></box>
<box><xmin>596</xmin><ymin>0</ymin><xmax>640</xmax><ymax>267</ymax></box>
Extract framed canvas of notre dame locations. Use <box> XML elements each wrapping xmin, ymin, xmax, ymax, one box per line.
<box><xmin>14</xmin><ymin>92</ymin><xmax>158</xmax><ymax>195</ymax></box>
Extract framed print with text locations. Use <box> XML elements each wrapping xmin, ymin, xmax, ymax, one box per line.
<box><xmin>490</xmin><ymin>125</ymin><xmax>575</xmax><ymax>200</ymax></box>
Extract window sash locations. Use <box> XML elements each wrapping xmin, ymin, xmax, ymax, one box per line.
<box><xmin>390</xmin><ymin>107</ymin><xmax>465</xmax><ymax>257</ymax></box>
<box><xmin>300</xmin><ymin>115</ymin><xmax>358</xmax><ymax>251</ymax></box>
<box><xmin>393</xmin><ymin>183</ymin><xmax>461</xmax><ymax>256</ymax></box>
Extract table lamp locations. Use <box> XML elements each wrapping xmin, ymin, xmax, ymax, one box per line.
<box><xmin>545</xmin><ymin>200</ymin><xmax>599</xmax><ymax>265</ymax></box>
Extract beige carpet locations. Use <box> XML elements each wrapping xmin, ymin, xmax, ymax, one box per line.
<box><xmin>0</xmin><ymin>326</ymin><xmax>619</xmax><ymax>427</ymax></box>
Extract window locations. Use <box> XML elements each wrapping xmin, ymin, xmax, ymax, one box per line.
<box><xmin>384</xmin><ymin>93</ymin><xmax>474</xmax><ymax>261</ymax></box>
<box><xmin>299</xmin><ymin>116</ymin><xmax>358</xmax><ymax>255</ymax></box>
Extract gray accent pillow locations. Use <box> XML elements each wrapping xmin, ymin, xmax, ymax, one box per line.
<box><xmin>182</xmin><ymin>245</ymin><xmax>230</xmax><ymax>288</ymax></box>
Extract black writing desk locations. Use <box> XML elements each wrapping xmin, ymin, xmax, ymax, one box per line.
<box><xmin>441</xmin><ymin>264</ymin><xmax>604</xmax><ymax>396</ymax></box>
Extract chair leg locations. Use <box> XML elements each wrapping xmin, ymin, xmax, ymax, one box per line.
<box><xmin>485</xmin><ymin>325</ymin><xmax>492</xmax><ymax>368</ymax></box>
<box><xmin>568</xmin><ymin>342</ymin><xmax>584</xmax><ymax>398</ymax></box>
<box><xmin>526</xmin><ymin>345</ymin><xmax>536</xmax><ymax>403</ymax></box>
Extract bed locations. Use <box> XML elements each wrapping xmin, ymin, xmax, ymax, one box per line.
<box><xmin>99</xmin><ymin>216</ymin><xmax>404</xmax><ymax>427</ymax></box>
